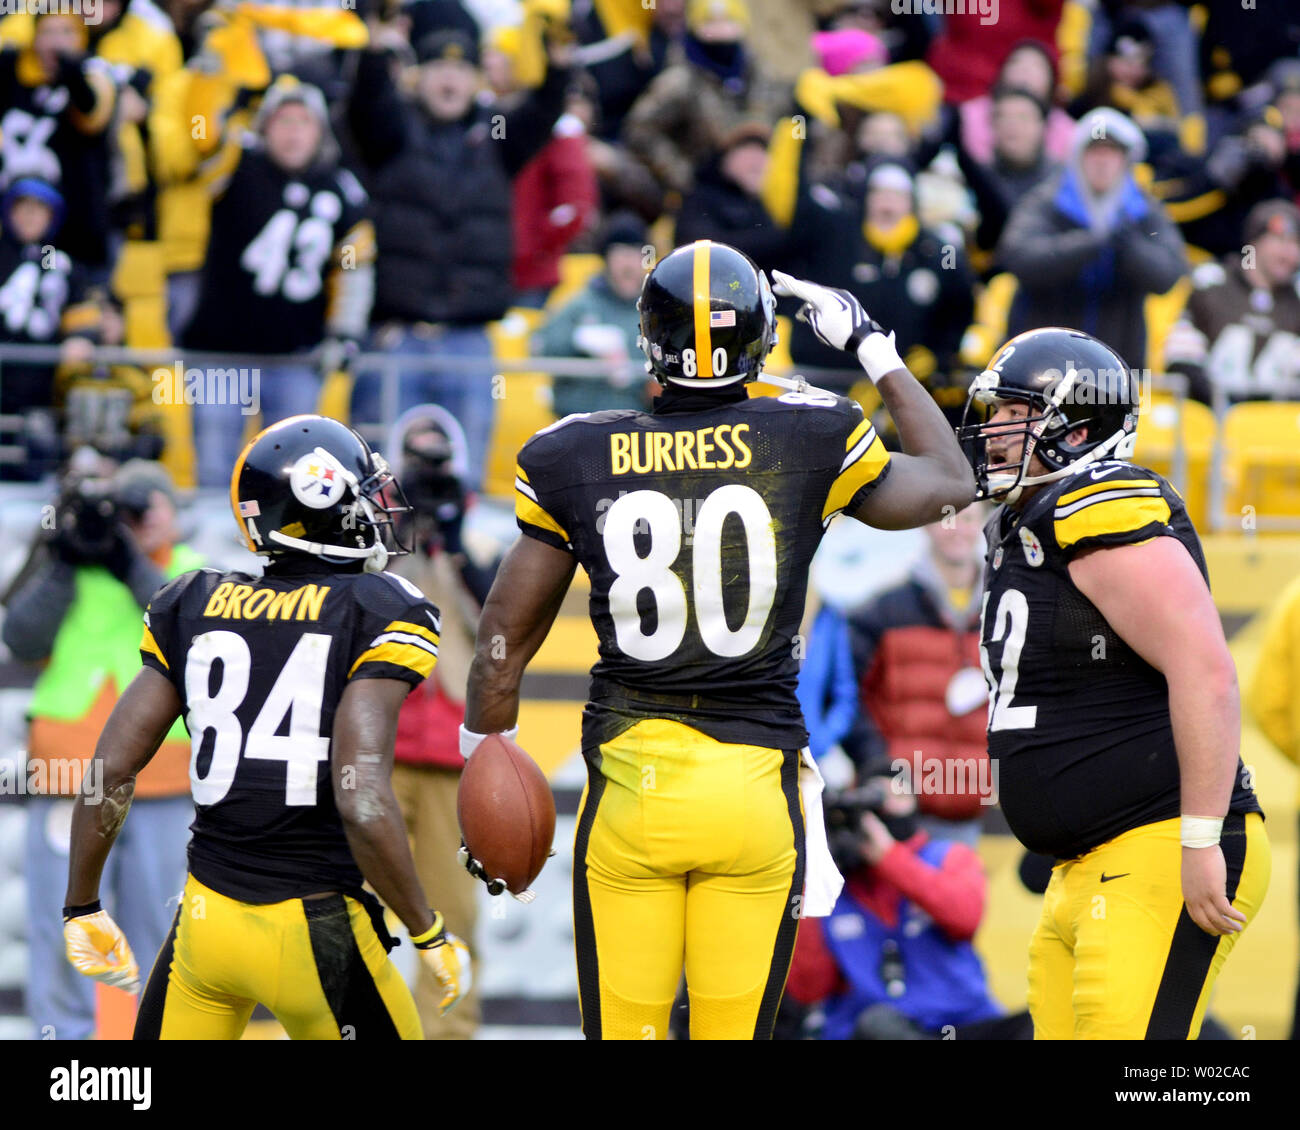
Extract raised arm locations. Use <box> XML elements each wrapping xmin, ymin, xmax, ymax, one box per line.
<box><xmin>771</xmin><ymin>271</ymin><xmax>974</xmax><ymax>530</ymax></box>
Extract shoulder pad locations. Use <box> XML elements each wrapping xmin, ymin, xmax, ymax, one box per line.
<box><xmin>353</xmin><ymin>569</ymin><xmax>433</xmax><ymax>614</ymax></box>
<box><xmin>1049</xmin><ymin>462</ymin><xmax>1171</xmax><ymax>552</ymax></box>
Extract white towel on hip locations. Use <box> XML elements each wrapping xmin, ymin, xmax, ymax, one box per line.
<box><xmin>798</xmin><ymin>748</ymin><xmax>845</xmax><ymax>918</ymax></box>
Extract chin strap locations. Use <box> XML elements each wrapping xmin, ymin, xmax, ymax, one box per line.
<box><xmin>988</xmin><ymin>425</ymin><xmax>1132</xmax><ymax>502</ymax></box>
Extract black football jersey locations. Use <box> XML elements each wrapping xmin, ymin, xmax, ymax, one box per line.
<box><xmin>515</xmin><ymin>390</ymin><xmax>892</xmax><ymax>751</ymax></box>
<box><xmin>980</xmin><ymin>460</ymin><xmax>1261</xmax><ymax>860</ymax></box>
<box><xmin>140</xmin><ymin>558</ymin><xmax>440</xmax><ymax>903</ymax></box>
<box><xmin>182</xmin><ymin>146</ymin><xmax>370</xmax><ymax>353</ymax></box>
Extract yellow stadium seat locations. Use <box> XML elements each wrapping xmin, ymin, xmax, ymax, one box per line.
<box><xmin>1133</xmin><ymin>392</ymin><xmax>1216</xmax><ymax>530</ymax></box>
<box><xmin>1222</xmin><ymin>401</ymin><xmax>1300</xmax><ymax>534</ymax></box>
<box><xmin>545</xmin><ymin>253</ymin><xmax>604</xmax><ymax>313</ymax></box>
<box><xmin>484</xmin><ymin>308</ymin><xmax>563</xmax><ymax>497</ymax></box>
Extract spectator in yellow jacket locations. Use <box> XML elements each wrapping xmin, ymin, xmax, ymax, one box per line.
<box><xmin>1246</xmin><ymin>573</ymin><xmax>1300</xmax><ymax>1040</ymax></box>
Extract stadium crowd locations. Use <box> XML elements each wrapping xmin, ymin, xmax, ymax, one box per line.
<box><xmin>1</xmin><ymin>0</ymin><xmax>1299</xmax><ymax>1040</ymax></box>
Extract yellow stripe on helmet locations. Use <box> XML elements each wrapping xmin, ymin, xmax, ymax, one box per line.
<box><xmin>692</xmin><ymin>239</ymin><xmax>713</xmax><ymax>380</ymax></box>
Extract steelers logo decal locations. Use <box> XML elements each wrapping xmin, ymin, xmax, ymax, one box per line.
<box><xmin>1020</xmin><ymin>526</ymin><xmax>1045</xmax><ymax>567</ymax></box>
<box><xmin>290</xmin><ymin>453</ymin><xmax>348</xmax><ymax>509</ymax></box>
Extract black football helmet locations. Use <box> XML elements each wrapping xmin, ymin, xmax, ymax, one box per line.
<box><xmin>230</xmin><ymin>414</ymin><xmax>410</xmax><ymax>568</ymax></box>
<box><xmin>637</xmin><ymin>240</ymin><xmax>777</xmax><ymax>388</ymax></box>
<box><xmin>956</xmin><ymin>327</ymin><xmax>1140</xmax><ymax>502</ymax></box>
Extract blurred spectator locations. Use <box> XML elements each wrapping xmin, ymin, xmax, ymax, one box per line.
<box><xmin>0</xmin><ymin>179</ymin><xmax>99</xmax><ymax>481</ymax></box>
<box><xmin>0</xmin><ymin>0</ymin><xmax>185</xmax><ymax>242</ymax></box>
<box><xmin>348</xmin><ymin>25</ymin><xmax>571</xmax><ymax>488</ymax></box>
<box><xmin>534</xmin><ymin>211</ymin><xmax>651</xmax><ymax>419</ymax></box>
<box><xmin>1</xmin><ymin>456</ymin><xmax>199</xmax><ymax>1040</ymax></box>
<box><xmin>998</xmin><ymin>108</ymin><xmax>1187</xmax><ymax>370</ymax></box>
<box><xmin>844</xmin><ymin>503</ymin><xmax>990</xmax><ymax>844</ymax></box>
<box><xmin>570</xmin><ymin>0</ymin><xmax>680</xmax><ymax>142</ymax></box>
<box><xmin>386</xmin><ymin>404</ymin><xmax>499</xmax><ymax>1040</ymax></box>
<box><xmin>959</xmin><ymin>84</ymin><xmax>1061</xmax><ymax>258</ymax></box>
<box><xmin>1072</xmin><ymin>17</ymin><xmax>1181</xmax><ymax>161</ymax></box>
<box><xmin>150</xmin><ymin>5</ymin><xmax>369</xmax><ymax>346</ymax></box>
<box><xmin>181</xmin><ymin>77</ymin><xmax>375</xmax><ymax>488</ymax></box>
<box><xmin>927</xmin><ymin>0</ymin><xmax>1065</xmax><ymax>106</ymax></box>
<box><xmin>485</xmin><ymin>26</ymin><xmax>599</xmax><ymax>306</ymax></box>
<box><xmin>1273</xmin><ymin>59</ymin><xmax>1300</xmax><ymax>198</ymax></box>
<box><xmin>1246</xmin><ymin>569</ymin><xmax>1300</xmax><ymax>1041</ymax></box>
<box><xmin>622</xmin><ymin>0</ymin><xmax>773</xmax><ymax>199</ymax></box>
<box><xmin>823</xmin><ymin>0</ymin><xmax>932</xmax><ymax>66</ymax></box>
<box><xmin>1165</xmin><ymin>200</ymin><xmax>1300</xmax><ymax>404</ymax></box>
<box><xmin>1161</xmin><ymin>104</ymin><xmax>1292</xmax><ymax>258</ymax></box>
<box><xmin>1084</xmin><ymin>4</ymin><xmax>1204</xmax><ymax>153</ymax></box>
<box><xmin>1197</xmin><ymin>0</ymin><xmax>1300</xmax><ymax>124</ymax></box>
<box><xmin>674</xmin><ymin>122</ymin><xmax>790</xmax><ymax>271</ymax></box>
<box><xmin>958</xmin><ymin>40</ymin><xmax>1075</xmax><ymax>169</ymax></box>
<box><xmin>565</xmin><ymin>72</ymin><xmax>665</xmax><ymax>221</ymax></box>
<box><xmin>158</xmin><ymin>0</ymin><xmax>213</xmax><ymax>61</ymax></box>
<box><xmin>788</xmin><ymin>159</ymin><xmax>974</xmax><ymax>393</ymax></box>
<box><xmin>795</xmin><ymin>602</ymin><xmax>859</xmax><ymax>778</ymax></box>
<box><xmin>782</xmin><ymin>763</ymin><xmax>1029</xmax><ymax>1040</ymax></box>
<box><xmin>0</xmin><ymin>13</ymin><xmax>116</xmax><ymax>274</ymax></box>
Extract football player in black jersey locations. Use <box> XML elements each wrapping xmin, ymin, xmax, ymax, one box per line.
<box><xmin>460</xmin><ymin>240</ymin><xmax>975</xmax><ymax>1040</ymax></box>
<box><xmin>958</xmin><ymin>327</ymin><xmax>1269</xmax><ymax>1039</ymax></box>
<box><xmin>61</xmin><ymin>415</ymin><xmax>470</xmax><ymax>1039</ymax></box>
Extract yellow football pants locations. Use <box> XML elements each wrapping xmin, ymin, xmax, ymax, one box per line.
<box><xmin>134</xmin><ymin>874</ymin><xmax>422</xmax><ymax>1040</ymax></box>
<box><xmin>1028</xmin><ymin>811</ymin><xmax>1270</xmax><ymax>1039</ymax></box>
<box><xmin>573</xmin><ymin>719</ymin><xmax>804</xmax><ymax>1040</ymax></box>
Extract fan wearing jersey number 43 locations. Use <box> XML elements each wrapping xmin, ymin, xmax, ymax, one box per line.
<box><xmin>459</xmin><ymin>240</ymin><xmax>975</xmax><ymax>1040</ymax></box>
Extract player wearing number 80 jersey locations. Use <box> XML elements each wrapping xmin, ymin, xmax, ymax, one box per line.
<box><xmin>465</xmin><ymin>242</ymin><xmax>976</xmax><ymax>1039</ymax></box>
<box><xmin>62</xmin><ymin>416</ymin><xmax>471</xmax><ymax>1039</ymax></box>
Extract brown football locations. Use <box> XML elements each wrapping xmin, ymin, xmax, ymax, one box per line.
<box><xmin>456</xmin><ymin>733</ymin><xmax>556</xmax><ymax>895</ymax></box>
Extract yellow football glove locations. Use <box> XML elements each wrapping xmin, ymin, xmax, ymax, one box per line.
<box><xmin>63</xmin><ymin>905</ymin><xmax>140</xmax><ymax>994</ymax></box>
<box><xmin>411</xmin><ymin>912</ymin><xmax>472</xmax><ymax>1016</ymax></box>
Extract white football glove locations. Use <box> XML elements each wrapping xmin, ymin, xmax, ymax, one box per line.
<box><xmin>771</xmin><ymin>270</ymin><xmax>906</xmax><ymax>382</ymax></box>
<box><xmin>64</xmin><ymin>907</ymin><xmax>140</xmax><ymax>994</ymax></box>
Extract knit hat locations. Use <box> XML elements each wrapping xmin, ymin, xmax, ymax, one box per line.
<box><xmin>415</xmin><ymin>27</ymin><xmax>480</xmax><ymax>66</ymax></box>
<box><xmin>1244</xmin><ymin>199</ymin><xmax>1300</xmax><ymax>244</ymax></box>
<box><xmin>686</xmin><ymin>0</ymin><xmax>749</xmax><ymax>33</ymax></box>
<box><xmin>811</xmin><ymin>28</ymin><xmax>886</xmax><ymax>77</ymax></box>
<box><xmin>599</xmin><ymin>210</ymin><xmax>648</xmax><ymax>252</ymax></box>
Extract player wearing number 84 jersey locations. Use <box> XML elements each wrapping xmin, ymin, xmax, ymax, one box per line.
<box><xmin>62</xmin><ymin>416</ymin><xmax>471</xmax><ymax>1039</ymax></box>
<box><xmin>463</xmin><ymin>241</ymin><xmax>975</xmax><ymax>1039</ymax></box>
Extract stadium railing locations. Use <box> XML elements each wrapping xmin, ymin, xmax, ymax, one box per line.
<box><xmin>3</xmin><ymin>343</ymin><xmax>1297</xmax><ymax>533</ymax></box>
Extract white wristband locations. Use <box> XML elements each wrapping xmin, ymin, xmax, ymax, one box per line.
<box><xmin>855</xmin><ymin>330</ymin><xmax>905</xmax><ymax>383</ymax></box>
<box><xmin>1180</xmin><ymin>814</ymin><xmax>1223</xmax><ymax>848</ymax></box>
<box><xmin>458</xmin><ymin>724</ymin><xmax>519</xmax><ymax>760</ymax></box>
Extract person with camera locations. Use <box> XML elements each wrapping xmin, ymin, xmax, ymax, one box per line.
<box><xmin>383</xmin><ymin>406</ymin><xmax>501</xmax><ymax>1039</ymax></box>
<box><xmin>1</xmin><ymin>456</ymin><xmax>201</xmax><ymax>1039</ymax></box>
<box><xmin>782</xmin><ymin>759</ymin><xmax>1030</xmax><ymax>1040</ymax></box>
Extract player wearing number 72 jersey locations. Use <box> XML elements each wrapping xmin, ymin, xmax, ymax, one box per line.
<box><xmin>461</xmin><ymin>241</ymin><xmax>975</xmax><ymax>1039</ymax></box>
<box><xmin>61</xmin><ymin>416</ymin><xmax>470</xmax><ymax>1039</ymax></box>
<box><xmin>958</xmin><ymin>327</ymin><xmax>1268</xmax><ymax>1039</ymax></box>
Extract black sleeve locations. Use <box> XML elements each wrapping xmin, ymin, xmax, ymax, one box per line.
<box><xmin>55</xmin><ymin>54</ymin><xmax>97</xmax><ymax>115</ymax></box>
<box><xmin>1</xmin><ymin>555</ymin><xmax>76</xmax><ymax>662</ymax></box>
<box><xmin>347</xmin><ymin>49</ymin><xmax>409</xmax><ymax>170</ymax></box>
<box><xmin>499</xmin><ymin>62</ymin><xmax>572</xmax><ymax>178</ymax></box>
